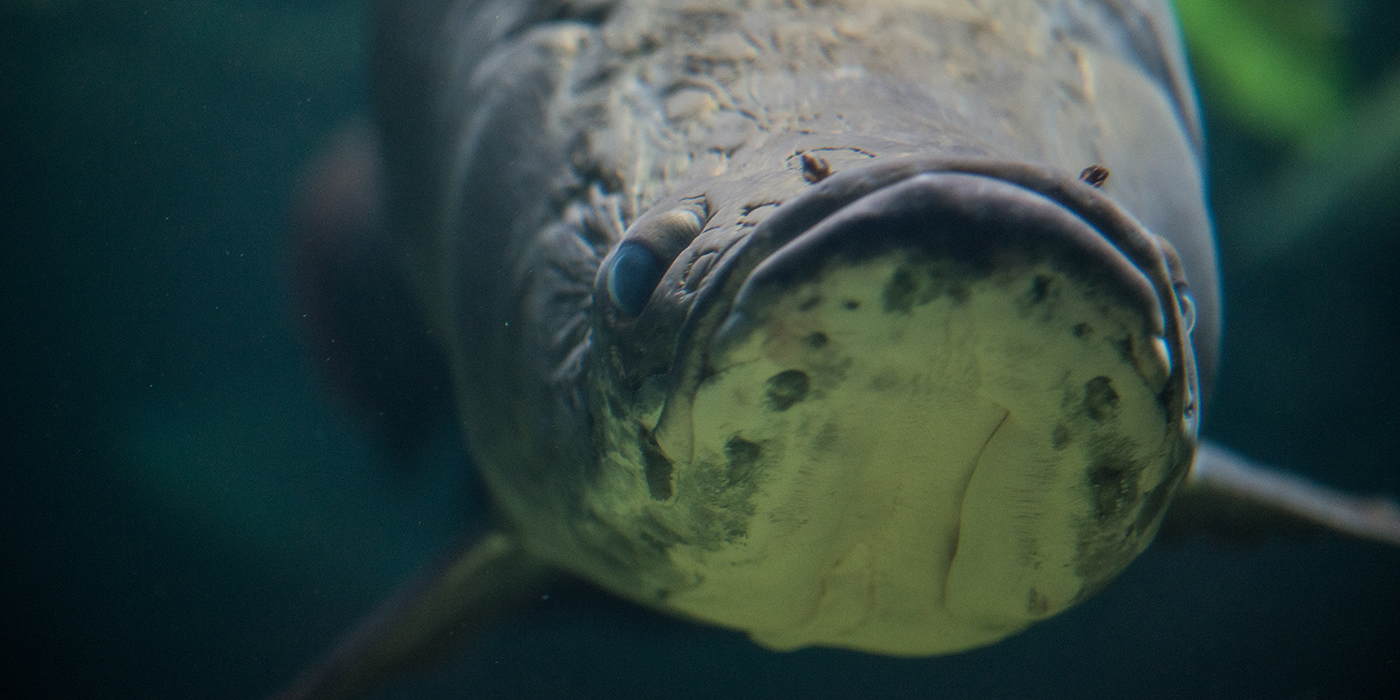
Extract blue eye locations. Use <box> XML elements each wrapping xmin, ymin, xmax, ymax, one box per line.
<box><xmin>607</xmin><ymin>242</ymin><xmax>665</xmax><ymax>317</ymax></box>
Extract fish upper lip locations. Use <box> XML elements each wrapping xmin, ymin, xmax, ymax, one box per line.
<box><xmin>652</xmin><ymin>155</ymin><xmax>1194</xmax><ymax>465</ymax></box>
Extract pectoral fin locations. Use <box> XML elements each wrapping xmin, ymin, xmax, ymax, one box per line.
<box><xmin>1161</xmin><ymin>441</ymin><xmax>1400</xmax><ymax>546</ymax></box>
<box><xmin>267</xmin><ymin>531</ymin><xmax>553</xmax><ymax>700</ymax></box>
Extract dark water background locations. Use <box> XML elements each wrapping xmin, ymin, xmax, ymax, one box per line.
<box><xmin>3</xmin><ymin>1</ymin><xmax>1397</xmax><ymax>698</ymax></box>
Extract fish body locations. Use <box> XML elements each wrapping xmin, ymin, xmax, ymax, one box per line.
<box><xmin>271</xmin><ymin>0</ymin><xmax>1400</xmax><ymax>697</ymax></box>
<box><xmin>386</xmin><ymin>0</ymin><xmax>1206</xmax><ymax>654</ymax></box>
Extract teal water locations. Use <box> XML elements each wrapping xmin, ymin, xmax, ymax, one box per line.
<box><xmin>3</xmin><ymin>1</ymin><xmax>1397</xmax><ymax>698</ymax></box>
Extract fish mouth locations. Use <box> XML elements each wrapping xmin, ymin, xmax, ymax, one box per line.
<box><xmin>646</xmin><ymin>159</ymin><xmax>1200</xmax><ymax>653</ymax></box>
<box><xmin>654</xmin><ymin>158</ymin><xmax>1196</xmax><ymax>466</ymax></box>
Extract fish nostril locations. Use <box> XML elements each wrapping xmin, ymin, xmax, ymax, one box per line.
<box><xmin>607</xmin><ymin>242</ymin><xmax>665</xmax><ymax>317</ymax></box>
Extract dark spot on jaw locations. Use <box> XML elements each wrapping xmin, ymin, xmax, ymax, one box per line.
<box><xmin>1087</xmin><ymin>456</ymin><xmax>1137</xmax><ymax>521</ymax></box>
<box><xmin>639</xmin><ymin>426</ymin><xmax>675</xmax><ymax>500</ymax></box>
<box><xmin>1027</xmin><ymin>588</ymin><xmax>1050</xmax><ymax>616</ymax></box>
<box><xmin>1072</xmin><ymin>322</ymin><xmax>1092</xmax><ymax>338</ymax></box>
<box><xmin>883</xmin><ymin>268</ymin><xmax>917</xmax><ymax>313</ymax></box>
<box><xmin>1052</xmin><ymin>423</ymin><xmax>1072</xmax><ymax>450</ymax></box>
<box><xmin>1115</xmin><ymin>336</ymin><xmax>1135</xmax><ymax>364</ymax></box>
<box><xmin>806</xmin><ymin>332</ymin><xmax>829</xmax><ymax>349</ymax></box>
<box><xmin>1028</xmin><ymin>274</ymin><xmax>1052</xmax><ymax>304</ymax></box>
<box><xmin>843</xmin><ymin>299</ymin><xmax>861</xmax><ymax>310</ymax></box>
<box><xmin>724</xmin><ymin>436</ymin><xmax>763</xmax><ymax>485</ymax></box>
<box><xmin>766</xmin><ymin>369</ymin><xmax>811</xmax><ymax>411</ymax></box>
<box><xmin>1084</xmin><ymin>376</ymin><xmax>1119</xmax><ymax>422</ymax></box>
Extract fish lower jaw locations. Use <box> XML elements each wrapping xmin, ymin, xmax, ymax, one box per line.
<box><xmin>655</xmin><ymin>249</ymin><xmax>1181</xmax><ymax>656</ymax></box>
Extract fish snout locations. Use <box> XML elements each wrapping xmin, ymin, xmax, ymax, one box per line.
<box><xmin>716</xmin><ymin>172</ymin><xmax>1172</xmax><ymax>361</ymax></box>
<box><xmin>654</xmin><ymin>167</ymin><xmax>1200</xmax><ymax>654</ymax></box>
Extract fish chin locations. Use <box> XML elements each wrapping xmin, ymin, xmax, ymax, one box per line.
<box><xmin>643</xmin><ymin>167</ymin><xmax>1197</xmax><ymax>655</ymax></box>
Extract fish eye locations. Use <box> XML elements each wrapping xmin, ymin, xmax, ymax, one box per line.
<box><xmin>607</xmin><ymin>241</ymin><xmax>666</xmax><ymax>317</ymax></box>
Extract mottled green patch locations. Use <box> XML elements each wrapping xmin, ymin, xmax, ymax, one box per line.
<box><xmin>1087</xmin><ymin>453</ymin><xmax>1137</xmax><ymax>521</ymax></box>
<box><xmin>1028</xmin><ymin>274</ymin><xmax>1052</xmax><ymax>304</ymax></box>
<box><xmin>677</xmin><ymin>433</ymin><xmax>774</xmax><ymax>550</ymax></box>
<box><xmin>640</xmin><ymin>427</ymin><xmax>674</xmax><ymax>500</ymax></box>
<box><xmin>1083</xmin><ymin>376</ymin><xmax>1120</xmax><ymax>422</ymax></box>
<box><xmin>724</xmin><ymin>435</ymin><xmax>762</xmax><ymax>485</ymax></box>
<box><xmin>1074</xmin><ymin>435</ymin><xmax>1152</xmax><ymax>600</ymax></box>
<box><xmin>1027</xmin><ymin>588</ymin><xmax>1050</xmax><ymax>616</ymax></box>
<box><xmin>883</xmin><ymin>267</ymin><xmax>919</xmax><ymax>313</ymax></box>
<box><xmin>881</xmin><ymin>261</ymin><xmax>974</xmax><ymax>313</ymax></box>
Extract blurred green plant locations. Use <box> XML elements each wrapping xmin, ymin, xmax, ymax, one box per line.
<box><xmin>1174</xmin><ymin>0</ymin><xmax>1400</xmax><ymax>257</ymax></box>
<box><xmin>1173</xmin><ymin>0</ymin><xmax>1349</xmax><ymax>147</ymax></box>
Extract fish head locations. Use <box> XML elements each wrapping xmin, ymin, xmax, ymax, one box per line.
<box><xmin>582</xmin><ymin>151</ymin><xmax>1200</xmax><ymax>655</ymax></box>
